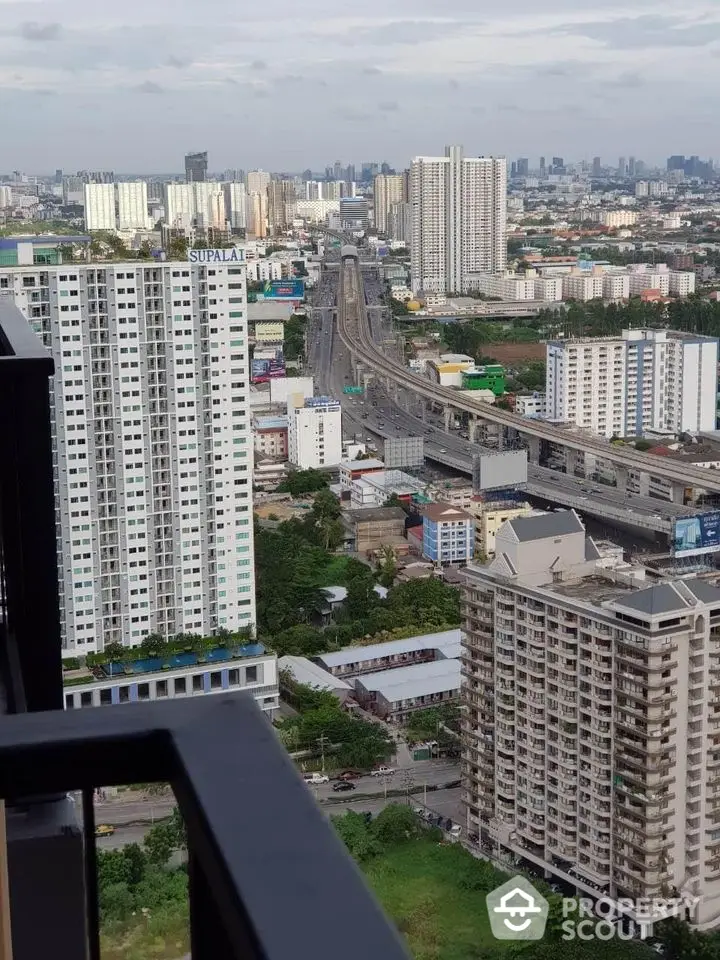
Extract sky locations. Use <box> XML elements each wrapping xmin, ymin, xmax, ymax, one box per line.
<box><xmin>2</xmin><ymin>0</ymin><xmax>720</xmax><ymax>173</ymax></box>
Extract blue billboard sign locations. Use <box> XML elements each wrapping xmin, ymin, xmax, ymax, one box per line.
<box><xmin>673</xmin><ymin>513</ymin><xmax>720</xmax><ymax>557</ymax></box>
<box><xmin>263</xmin><ymin>279</ymin><xmax>304</xmax><ymax>300</ymax></box>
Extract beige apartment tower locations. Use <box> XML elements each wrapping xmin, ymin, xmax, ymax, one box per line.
<box><xmin>461</xmin><ymin>509</ymin><xmax>720</xmax><ymax>928</ymax></box>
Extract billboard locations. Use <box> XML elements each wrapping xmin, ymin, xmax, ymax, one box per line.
<box><xmin>384</xmin><ymin>436</ymin><xmax>424</xmax><ymax>469</ymax></box>
<box><xmin>263</xmin><ymin>279</ymin><xmax>304</xmax><ymax>300</ymax></box>
<box><xmin>251</xmin><ymin>346</ymin><xmax>286</xmax><ymax>384</ymax></box>
<box><xmin>673</xmin><ymin>514</ymin><xmax>720</xmax><ymax>557</ymax></box>
<box><xmin>472</xmin><ymin>451</ymin><xmax>528</xmax><ymax>493</ymax></box>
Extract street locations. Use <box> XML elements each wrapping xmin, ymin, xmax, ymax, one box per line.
<box><xmin>96</xmin><ymin>786</ymin><xmax>465</xmax><ymax>850</ymax></box>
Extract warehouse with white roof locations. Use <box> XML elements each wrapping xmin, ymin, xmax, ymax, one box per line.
<box><xmin>313</xmin><ymin>629</ymin><xmax>461</xmax><ymax>679</ymax></box>
<box><xmin>353</xmin><ymin>659</ymin><xmax>461</xmax><ymax>722</ymax></box>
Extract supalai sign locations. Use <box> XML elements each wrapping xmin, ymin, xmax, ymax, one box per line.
<box><xmin>188</xmin><ymin>247</ymin><xmax>245</xmax><ymax>263</ymax></box>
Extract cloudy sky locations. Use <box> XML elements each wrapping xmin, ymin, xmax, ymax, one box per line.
<box><xmin>2</xmin><ymin>0</ymin><xmax>720</xmax><ymax>173</ymax></box>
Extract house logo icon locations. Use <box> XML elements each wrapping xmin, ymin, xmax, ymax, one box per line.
<box><xmin>486</xmin><ymin>875</ymin><xmax>549</xmax><ymax>940</ymax></box>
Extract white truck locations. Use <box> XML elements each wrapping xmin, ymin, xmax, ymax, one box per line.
<box><xmin>304</xmin><ymin>773</ymin><xmax>329</xmax><ymax>785</ymax></box>
<box><xmin>371</xmin><ymin>766</ymin><xmax>396</xmax><ymax>778</ymax></box>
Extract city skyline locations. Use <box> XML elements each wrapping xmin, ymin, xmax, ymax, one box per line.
<box><xmin>2</xmin><ymin>2</ymin><xmax>720</xmax><ymax>168</ymax></box>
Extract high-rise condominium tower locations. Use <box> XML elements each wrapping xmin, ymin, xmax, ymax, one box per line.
<box><xmin>84</xmin><ymin>183</ymin><xmax>115</xmax><ymax>231</ymax></box>
<box><xmin>462</xmin><ymin>509</ymin><xmax>720</xmax><ymax>927</ymax></box>
<box><xmin>0</xmin><ymin>258</ymin><xmax>255</xmax><ymax>653</ymax></box>
<box><xmin>410</xmin><ymin>145</ymin><xmax>507</xmax><ymax>295</ymax></box>
<box><xmin>373</xmin><ymin>174</ymin><xmax>406</xmax><ymax>234</ymax></box>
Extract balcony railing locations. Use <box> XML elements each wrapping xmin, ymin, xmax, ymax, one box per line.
<box><xmin>0</xmin><ymin>694</ymin><xmax>411</xmax><ymax>960</ymax></box>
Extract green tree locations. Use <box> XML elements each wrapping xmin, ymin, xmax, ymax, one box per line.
<box><xmin>99</xmin><ymin>881</ymin><xmax>134</xmax><ymax>921</ymax></box>
<box><xmin>332</xmin><ymin>811</ymin><xmax>383</xmax><ymax>862</ymax></box>
<box><xmin>371</xmin><ymin>804</ymin><xmax>423</xmax><ymax>846</ymax></box>
<box><xmin>140</xmin><ymin>633</ymin><xmax>167</xmax><ymax>659</ymax></box>
<box><xmin>143</xmin><ymin>822</ymin><xmax>174</xmax><ymax>866</ymax></box>
<box><xmin>167</xmin><ymin>235</ymin><xmax>188</xmax><ymax>260</ymax></box>
<box><xmin>377</xmin><ymin>545</ymin><xmax>398</xmax><ymax>588</ymax></box>
<box><xmin>276</xmin><ymin>468</ymin><xmax>328</xmax><ymax>496</ymax></box>
<box><xmin>104</xmin><ymin>641</ymin><xmax>126</xmax><ymax>661</ymax></box>
<box><xmin>122</xmin><ymin>843</ymin><xmax>146</xmax><ymax>886</ymax></box>
<box><xmin>308</xmin><ymin>489</ymin><xmax>344</xmax><ymax>550</ymax></box>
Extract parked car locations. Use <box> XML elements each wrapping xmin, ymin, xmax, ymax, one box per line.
<box><xmin>304</xmin><ymin>773</ymin><xmax>329</xmax><ymax>785</ymax></box>
<box><xmin>333</xmin><ymin>781</ymin><xmax>356</xmax><ymax>792</ymax></box>
<box><xmin>338</xmin><ymin>770</ymin><xmax>362</xmax><ymax>780</ymax></box>
<box><xmin>95</xmin><ymin>824</ymin><xmax>115</xmax><ymax>837</ymax></box>
<box><xmin>371</xmin><ymin>766</ymin><xmax>396</xmax><ymax>777</ymax></box>
<box><xmin>449</xmin><ymin>824</ymin><xmax>462</xmax><ymax>838</ymax></box>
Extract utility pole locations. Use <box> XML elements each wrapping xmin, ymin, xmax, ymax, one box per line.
<box><xmin>317</xmin><ymin>733</ymin><xmax>328</xmax><ymax>773</ymax></box>
<box><xmin>401</xmin><ymin>771</ymin><xmax>415</xmax><ymax>806</ymax></box>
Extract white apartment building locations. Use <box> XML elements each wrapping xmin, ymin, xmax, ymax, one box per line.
<box><xmin>223</xmin><ymin>182</ymin><xmax>247</xmax><ymax>230</ymax></box>
<box><xmin>245</xmin><ymin>259</ymin><xmax>284</xmax><ymax>282</ymax></box>
<box><xmin>117</xmin><ymin>182</ymin><xmax>150</xmax><ymax>231</ymax></box>
<box><xmin>670</xmin><ymin>270</ymin><xmax>696</xmax><ymax>296</ymax></box>
<box><xmin>562</xmin><ymin>272</ymin><xmax>604</xmax><ymax>301</ymax></box>
<box><xmin>533</xmin><ymin>277</ymin><xmax>563</xmax><ymax>301</ymax></box>
<box><xmin>248</xmin><ymin>192</ymin><xmax>268</xmax><ymax>238</ymax></box>
<box><xmin>467</xmin><ymin>272</ymin><xmax>562</xmax><ymax>302</ymax></box>
<box><xmin>287</xmin><ymin>396</ymin><xmax>342</xmax><ymax>469</ymax></box>
<box><xmin>410</xmin><ymin>145</ymin><xmax>507</xmax><ymax>294</ymax></box>
<box><xmin>546</xmin><ymin>328</ymin><xmax>719</xmax><ymax>438</ymax></box>
<box><xmin>374</xmin><ymin>174</ymin><xmax>406</xmax><ymax>234</ymax></box>
<box><xmin>84</xmin><ymin>183</ymin><xmax>116</xmax><ymax>231</ymax></box>
<box><xmin>1</xmin><ymin>257</ymin><xmax>255</xmax><ymax>654</ymax></box>
<box><xmin>461</xmin><ymin>509</ymin><xmax>720</xmax><ymax>927</ymax></box>
<box><xmin>165</xmin><ymin>183</ymin><xmax>195</xmax><ymax>231</ymax></box>
<box><xmin>591</xmin><ymin>210</ymin><xmax>638</xmax><ymax>228</ymax></box>
<box><xmin>627</xmin><ymin>267</ymin><xmax>670</xmax><ymax>297</ymax></box>
<box><xmin>295</xmin><ymin>199</ymin><xmax>340</xmax><ymax>223</ymax></box>
<box><xmin>0</xmin><ymin>186</ymin><xmax>13</xmax><ymax>208</ymax></box>
<box><xmin>602</xmin><ymin>274</ymin><xmax>630</xmax><ymax>299</ymax></box>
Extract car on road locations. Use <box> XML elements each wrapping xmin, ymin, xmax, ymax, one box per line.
<box><xmin>304</xmin><ymin>773</ymin><xmax>329</xmax><ymax>785</ymax></box>
<box><xmin>371</xmin><ymin>766</ymin><xmax>396</xmax><ymax>777</ymax></box>
<box><xmin>333</xmin><ymin>781</ymin><xmax>356</xmax><ymax>792</ymax></box>
<box><xmin>449</xmin><ymin>824</ymin><xmax>462</xmax><ymax>838</ymax></box>
<box><xmin>95</xmin><ymin>824</ymin><xmax>115</xmax><ymax>837</ymax></box>
<box><xmin>338</xmin><ymin>770</ymin><xmax>362</xmax><ymax>780</ymax></box>
<box><xmin>439</xmin><ymin>448</ymin><xmax>447</xmax><ymax>454</ymax></box>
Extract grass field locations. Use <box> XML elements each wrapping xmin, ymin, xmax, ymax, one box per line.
<box><xmin>364</xmin><ymin>840</ymin><xmax>497</xmax><ymax>960</ymax></box>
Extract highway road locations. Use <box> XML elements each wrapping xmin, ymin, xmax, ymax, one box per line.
<box><xmin>333</xmin><ymin>254</ymin><xmax>720</xmax><ymax>497</ymax></box>
<box><xmin>308</xmin><ymin>269</ymin><xmax>694</xmax><ymax>542</ymax></box>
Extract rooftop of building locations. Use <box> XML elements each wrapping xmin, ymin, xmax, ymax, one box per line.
<box><xmin>355</xmin><ymin>658</ymin><xmax>461</xmax><ymax>702</ymax></box>
<box><xmin>339</xmin><ymin>458</ymin><xmax>386</xmax><ymax>471</ymax></box>
<box><xmin>315</xmin><ymin>629</ymin><xmax>462</xmax><ymax>669</ymax></box>
<box><xmin>422</xmin><ymin>502</ymin><xmax>474</xmax><ymax>523</ymax></box>
<box><xmin>0</xmin><ymin>235</ymin><xmax>91</xmax><ymax>247</ymax></box>
<box><xmin>505</xmin><ymin>509</ymin><xmax>584</xmax><ymax>542</ymax></box>
<box><xmin>253</xmin><ymin>416</ymin><xmax>288</xmax><ymax>430</ymax></box>
<box><xmin>344</xmin><ymin>506</ymin><xmax>408</xmax><ymax>524</ymax></box>
<box><xmin>278</xmin><ymin>656</ymin><xmax>353</xmax><ymax>692</ymax></box>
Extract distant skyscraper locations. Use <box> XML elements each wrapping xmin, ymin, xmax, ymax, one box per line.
<box><xmin>592</xmin><ymin>157</ymin><xmax>602</xmax><ymax>177</ymax></box>
<box><xmin>246</xmin><ymin>170</ymin><xmax>271</xmax><ymax>196</ymax></box>
<box><xmin>223</xmin><ymin>182</ymin><xmax>247</xmax><ymax>230</ymax></box>
<box><xmin>55</xmin><ymin>168</ymin><xmax>63</xmax><ymax>184</ymax></box>
<box><xmin>517</xmin><ymin>158</ymin><xmax>529</xmax><ymax>177</ymax></box>
<box><xmin>117</xmin><ymin>181</ymin><xmax>149</xmax><ymax>231</ymax></box>
<box><xmin>667</xmin><ymin>155</ymin><xmax>686</xmax><ymax>172</ymax></box>
<box><xmin>374</xmin><ymin>174</ymin><xmax>406</xmax><ymax>234</ymax></box>
<box><xmin>83</xmin><ymin>183</ymin><xmax>115</xmax><ymax>231</ymax></box>
<box><xmin>618</xmin><ymin>157</ymin><xmax>627</xmax><ymax>176</ymax></box>
<box><xmin>410</xmin><ymin>145</ymin><xmax>507</xmax><ymax>295</ymax></box>
<box><xmin>267</xmin><ymin>179</ymin><xmax>296</xmax><ymax>233</ymax></box>
<box><xmin>628</xmin><ymin>156</ymin><xmax>636</xmax><ymax>176</ymax></box>
<box><xmin>539</xmin><ymin>157</ymin><xmax>546</xmax><ymax>174</ymax></box>
<box><xmin>5</xmin><ymin>258</ymin><xmax>255</xmax><ymax>652</ymax></box>
<box><xmin>185</xmin><ymin>151</ymin><xmax>208</xmax><ymax>183</ymax></box>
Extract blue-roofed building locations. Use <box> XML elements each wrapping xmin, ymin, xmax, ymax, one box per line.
<box><xmin>0</xmin><ymin>235</ymin><xmax>91</xmax><ymax>266</ymax></box>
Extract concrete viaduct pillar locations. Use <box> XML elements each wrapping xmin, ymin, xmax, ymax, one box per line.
<box><xmin>444</xmin><ymin>407</ymin><xmax>453</xmax><ymax>433</ymax></box>
<box><xmin>616</xmin><ymin>466</ymin><xmax>628</xmax><ymax>494</ymax></box>
<box><xmin>566</xmin><ymin>449</ymin><xmax>584</xmax><ymax>479</ymax></box>
<box><xmin>670</xmin><ymin>482</ymin><xmax>685</xmax><ymax>506</ymax></box>
<box><xmin>526</xmin><ymin>435</ymin><xmax>541</xmax><ymax>464</ymax></box>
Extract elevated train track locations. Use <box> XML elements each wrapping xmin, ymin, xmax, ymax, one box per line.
<box><xmin>337</xmin><ymin>250</ymin><xmax>720</xmax><ymax>498</ymax></box>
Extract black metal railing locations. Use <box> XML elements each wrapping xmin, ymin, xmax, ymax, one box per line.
<box><xmin>0</xmin><ymin>694</ymin><xmax>411</xmax><ymax>960</ymax></box>
<box><xmin>0</xmin><ymin>299</ymin><xmax>63</xmax><ymax>713</ymax></box>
